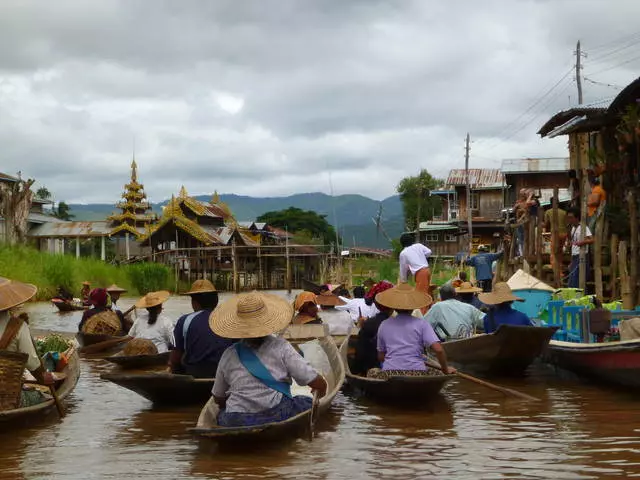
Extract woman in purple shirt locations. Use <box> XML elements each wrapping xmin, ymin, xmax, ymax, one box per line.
<box><xmin>373</xmin><ymin>283</ymin><xmax>456</xmax><ymax>376</ymax></box>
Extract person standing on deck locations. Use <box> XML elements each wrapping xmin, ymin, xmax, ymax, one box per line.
<box><xmin>170</xmin><ymin>279</ymin><xmax>233</xmax><ymax>378</ymax></box>
<box><xmin>565</xmin><ymin>208</ymin><xmax>593</xmax><ymax>289</ymax></box>
<box><xmin>425</xmin><ymin>284</ymin><xmax>485</xmax><ymax>340</ymax></box>
<box><xmin>478</xmin><ymin>283</ymin><xmax>532</xmax><ymax>333</ymax></box>
<box><xmin>543</xmin><ymin>198</ymin><xmax>567</xmax><ymax>270</ymax></box>
<box><xmin>587</xmin><ymin>177</ymin><xmax>606</xmax><ymax>231</ymax></box>
<box><xmin>398</xmin><ymin>233</ymin><xmax>432</xmax><ymax>313</ymax></box>
<box><xmin>465</xmin><ymin>245</ymin><xmax>503</xmax><ymax>292</ymax></box>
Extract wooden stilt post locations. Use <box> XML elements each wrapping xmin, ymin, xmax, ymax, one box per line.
<box><xmin>232</xmin><ymin>241</ymin><xmax>239</xmax><ymax>293</ymax></box>
<box><xmin>536</xmin><ymin>206</ymin><xmax>544</xmax><ymax>279</ymax></box>
<box><xmin>628</xmin><ymin>190</ymin><xmax>638</xmax><ymax>307</ymax></box>
<box><xmin>75</xmin><ymin>236</ymin><xmax>80</xmax><ymax>259</ymax></box>
<box><xmin>551</xmin><ymin>187</ymin><xmax>561</xmax><ymax>288</ymax></box>
<box><xmin>619</xmin><ymin>241</ymin><xmax>633</xmax><ymax>309</ymax></box>
<box><xmin>258</xmin><ymin>246</ymin><xmax>263</xmax><ymax>289</ymax></box>
<box><xmin>125</xmin><ymin>232</ymin><xmax>131</xmax><ymax>260</ymax></box>
<box><xmin>610</xmin><ymin>234</ymin><xmax>619</xmax><ymax>300</ymax></box>
<box><xmin>101</xmin><ymin>236</ymin><xmax>106</xmax><ymax>261</ymax></box>
<box><xmin>594</xmin><ymin>213</ymin><xmax>604</xmax><ymax>300</ymax></box>
<box><xmin>285</xmin><ymin>228</ymin><xmax>291</xmax><ymax>294</ymax></box>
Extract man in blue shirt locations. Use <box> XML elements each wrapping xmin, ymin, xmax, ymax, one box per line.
<box><xmin>465</xmin><ymin>245</ymin><xmax>503</xmax><ymax>292</ymax></box>
<box><xmin>478</xmin><ymin>282</ymin><xmax>532</xmax><ymax>333</ymax></box>
<box><xmin>169</xmin><ymin>279</ymin><xmax>233</xmax><ymax>378</ymax></box>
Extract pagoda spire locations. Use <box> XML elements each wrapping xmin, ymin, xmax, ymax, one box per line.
<box><xmin>179</xmin><ymin>185</ymin><xmax>188</xmax><ymax>198</ymax></box>
<box><xmin>211</xmin><ymin>190</ymin><xmax>220</xmax><ymax>204</ymax></box>
<box><xmin>131</xmin><ymin>158</ymin><xmax>138</xmax><ymax>182</ymax></box>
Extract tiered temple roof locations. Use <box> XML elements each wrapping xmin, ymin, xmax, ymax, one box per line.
<box><xmin>108</xmin><ymin>159</ymin><xmax>157</xmax><ymax>237</ymax></box>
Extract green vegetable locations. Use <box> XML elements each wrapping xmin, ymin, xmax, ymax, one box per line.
<box><xmin>36</xmin><ymin>334</ymin><xmax>71</xmax><ymax>357</ymax></box>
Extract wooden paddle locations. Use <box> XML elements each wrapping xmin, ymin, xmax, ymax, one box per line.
<box><xmin>30</xmin><ymin>336</ymin><xmax>65</xmax><ymax>418</ymax></box>
<box><xmin>426</xmin><ymin>359</ymin><xmax>540</xmax><ymax>402</ymax></box>
<box><xmin>308</xmin><ymin>390</ymin><xmax>320</xmax><ymax>441</ymax></box>
<box><xmin>79</xmin><ymin>336</ymin><xmax>132</xmax><ymax>355</ymax></box>
<box><xmin>122</xmin><ymin>305</ymin><xmax>136</xmax><ymax>317</ymax></box>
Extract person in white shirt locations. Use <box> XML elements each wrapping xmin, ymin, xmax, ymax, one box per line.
<box><xmin>316</xmin><ymin>293</ymin><xmax>354</xmax><ymax>335</ymax></box>
<box><xmin>129</xmin><ymin>291</ymin><xmax>175</xmax><ymax>353</ymax></box>
<box><xmin>337</xmin><ymin>286</ymin><xmax>377</xmax><ymax>321</ymax></box>
<box><xmin>398</xmin><ymin>233</ymin><xmax>433</xmax><ymax>313</ymax></box>
<box><xmin>566</xmin><ymin>208</ymin><xmax>593</xmax><ymax>288</ymax></box>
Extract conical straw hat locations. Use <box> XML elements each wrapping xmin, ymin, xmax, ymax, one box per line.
<box><xmin>135</xmin><ymin>291</ymin><xmax>171</xmax><ymax>309</ymax></box>
<box><xmin>316</xmin><ymin>292</ymin><xmax>346</xmax><ymax>307</ymax></box>
<box><xmin>106</xmin><ymin>284</ymin><xmax>127</xmax><ymax>293</ymax></box>
<box><xmin>210</xmin><ymin>291</ymin><xmax>293</xmax><ymax>339</ymax></box>
<box><xmin>0</xmin><ymin>277</ymin><xmax>37</xmax><ymax>312</ymax></box>
<box><xmin>375</xmin><ymin>282</ymin><xmax>432</xmax><ymax>310</ymax></box>
<box><xmin>184</xmin><ymin>279</ymin><xmax>217</xmax><ymax>295</ymax></box>
<box><xmin>478</xmin><ymin>282</ymin><xmax>524</xmax><ymax>305</ymax></box>
<box><xmin>455</xmin><ymin>282</ymin><xmax>482</xmax><ymax>294</ymax></box>
<box><xmin>294</xmin><ymin>291</ymin><xmax>317</xmax><ymax>311</ymax></box>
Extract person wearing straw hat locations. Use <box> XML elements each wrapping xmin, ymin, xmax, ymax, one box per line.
<box><xmin>78</xmin><ymin>288</ymin><xmax>127</xmax><ymax>334</ymax></box>
<box><xmin>456</xmin><ymin>281</ymin><xmax>485</xmax><ymax>310</ymax></box>
<box><xmin>425</xmin><ymin>284</ymin><xmax>485</xmax><ymax>340</ymax></box>
<box><xmin>292</xmin><ymin>291</ymin><xmax>321</xmax><ymax>325</ymax></box>
<box><xmin>353</xmin><ymin>281</ymin><xmax>394</xmax><ymax>375</ymax></box>
<box><xmin>478</xmin><ymin>283</ymin><xmax>532</xmax><ymax>334</ymax></box>
<box><xmin>128</xmin><ymin>291</ymin><xmax>174</xmax><ymax>353</ymax></box>
<box><xmin>372</xmin><ymin>283</ymin><xmax>456</xmax><ymax>377</ymax></box>
<box><xmin>169</xmin><ymin>279</ymin><xmax>233</xmax><ymax>378</ymax></box>
<box><xmin>0</xmin><ymin>277</ymin><xmax>55</xmax><ymax>390</ymax></box>
<box><xmin>211</xmin><ymin>291</ymin><xmax>327</xmax><ymax>427</ymax></box>
<box><xmin>80</xmin><ymin>281</ymin><xmax>91</xmax><ymax>305</ymax></box>
<box><xmin>106</xmin><ymin>284</ymin><xmax>127</xmax><ymax>309</ymax></box>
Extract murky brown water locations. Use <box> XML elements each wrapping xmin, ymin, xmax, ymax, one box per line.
<box><xmin>2</xmin><ymin>294</ymin><xmax>640</xmax><ymax>479</ymax></box>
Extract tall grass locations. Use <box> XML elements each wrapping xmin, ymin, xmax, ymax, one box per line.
<box><xmin>351</xmin><ymin>256</ymin><xmax>460</xmax><ymax>286</ymax></box>
<box><xmin>0</xmin><ymin>244</ymin><xmax>171</xmax><ymax>300</ymax></box>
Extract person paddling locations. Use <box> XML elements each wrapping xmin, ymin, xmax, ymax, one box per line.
<box><xmin>169</xmin><ymin>280</ymin><xmax>233</xmax><ymax>378</ymax></box>
<box><xmin>211</xmin><ymin>291</ymin><xmax>327</xmax><ymax>427</ymax></box>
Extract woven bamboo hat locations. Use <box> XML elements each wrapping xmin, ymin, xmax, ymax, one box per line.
<box><xmin>135</xmin><ymin>290</ymin><xmax>171</xmax><ymax>309</ymax></box>
<box><xmin>294</xmin><ymin>291</ymin><xmax>317</xmax><ymax>311</ymax></box>
<box><xmin>375</xmin><ymin>282</ymin><xmax>432</xmax><ymax>310</ymax></box>
<box><xmin>316</xmin><ymin>292</ymin><xmax>346</xmax><ymax>307</ymax></box>
<box><xmin>478</xmin><ymin>282</ymin><xmax>524</xmax><ymax>305</ymax></box>
<box><xmin>82</xmin><ymin>281</ymin><xmax>91</xmax><ymax>286</ymax></box>
<box><xmin>106</xmin><ymin>284</ymin><xmax>127</xmax><ymax>293</ymax></box>
<box><xmin>0</xmin><ymin>277</ymin><xmax>37</xmax><ymax>312</ymax></box>
<box><xmin>184</xmin><ymin>279</ymin><xmax>216</xmax><ymax>295</ymax></box>
<box><xmin>210</xmin><ymin>291</ymin><xmax>293</xmax><ymax>339</ymax></box>
<box><xmin>455</xmin><ymin>282</ymin><xmax>482</xmax><ymax>294</ymax></box>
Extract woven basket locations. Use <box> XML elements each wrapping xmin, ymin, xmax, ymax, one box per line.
<box><xmin>0</xmin><ymin>350</ymin><xmax>28</xmax><ymax>411</ymax></box>
<box><xmin>122</xmin><ymin>338</ymin><xmax>158</xmax><ymax>356</ymax></box>
<box><xmin>82</xmin><ymin>310</ymin><xmax>122</xmax><ymax>335</ymax></box>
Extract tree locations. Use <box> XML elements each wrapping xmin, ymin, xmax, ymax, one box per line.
<box><xmin>0</xmin><ymin>178</ymin><xmax>35</xmax><ymax>244</ymax></box>
<box><xmin>397</xmin><ymin>169</ymin><xmax>444</xmax><ymax>232</ymax></box>
<box><xmin>257</xmin><ymin>207</ymin><xmax>340</xmax><ymax>246</ymax></box>
<box><xmin>55</xmin><ymin>201</ymin><xmax>74</xmax><ymax>221</ymax></box>
<box><xmin>36</xmin><ymin>187</ymin><xmax>51</xmax><ymax>199</ymax></box>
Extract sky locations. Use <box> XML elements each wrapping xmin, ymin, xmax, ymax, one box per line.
<box><xmin>1</xmin><ymin>0</ymin><xmax>640</xmax><ymax>204</ymax></box>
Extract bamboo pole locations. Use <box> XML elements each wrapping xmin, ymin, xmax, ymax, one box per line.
<box><xmin>257</xmin><ymin>246</ymin><xmax>263</xmax><ymax>289</ymax></box>
<box><xmin>232</xmin><ymin>240</ymin><xmax>239</xmax><ymax>293</ymax></box>
<box><xmin>551</xmin><ymin>187</ymin><xmax>561</xmax><ymax>288</ymax></box>
<box><xmin>619</xmin><ymin>241</ymin><xmax>633</xmax><ymax>309</ymax></box>
<box><xmin>610</xmin><ymin>234</ymin><xmax>619</xmax><ymax>300</ymax></box>
<box><xmin>579</xmin><ymin>147</ymin><xmax>588</xmax><ymax>291</ymax></box>
<box><xmin>536</xmin><ymin>206</ymin><xmax>544</xmax><ymax>279</ymax></box>
<box><xmin>594</xmin><ymin>212</ymin><xmax>604</xmax><ymax>300</ymax></box>
<box><xmin>628</xmin><ymin>190</ymin><xmax>638</xmax><ymax>307</ymax></box>
<box><xmin>285</xmin><ymin>228</ymin><xmax>291</xmax><ymax>294</ymax></box>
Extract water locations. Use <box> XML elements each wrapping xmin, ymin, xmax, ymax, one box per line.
<box><xmin>2</xmin><ymin>294</ymin><xmax>640</xmax><ymax>479</ymax></box>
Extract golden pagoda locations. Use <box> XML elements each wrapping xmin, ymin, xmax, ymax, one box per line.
<box><xmin>108</xmin><ymin>158</ymin><xmax>157</xmax><ymax>238</ymax></box>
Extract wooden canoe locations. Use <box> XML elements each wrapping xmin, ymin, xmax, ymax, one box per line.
<box><xmin>300</xmin><ymin>279</ymin><xmax>344</xmax><ymax>295</ymax></box>
<box><xmin>339</xmin><ymin>332</ymin><xmax>454</xmax><ymax>404</ymax></box>
<box><xmin>442</xmin><ymin>325</ymin><xmax>557</xmax><ymax>375</ymax></box>
<box><xmin>545</xmin><ymin>338</ymin><xmax>640</xmax><ymax>389</ymax></box>
<box><xmin>104</xmin><ymin>351</ymin><xmax>170</xmax><ymax>369</ymax></box>
<box><xmin>0</xmin><ymin>348</ymin><xmax>80</xmax><ymax>424</ymax></box>
<box><xmin>188</xmin><ymin>331</ymin><xmax>345</xmax><ymax>441</ymax></box>
<box><xmin>77</xmin><ymin>334</ymin><xmax>130</xmax><ymax>355</ymax></box>
<box><xmin>52</xmin><ymin>299</ymin><xmax>88</xmax><ymax>312</ymax></box>
<box><xmin>100</xmin><ymin>372</ymin><xmax>214</xmax><ymax>406</ymax></box>
<box><xmin>76</xmin><ymin>332</ymin><xmax>121</xmax><ymax>347</ymax></box>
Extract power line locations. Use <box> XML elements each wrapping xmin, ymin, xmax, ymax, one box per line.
<box><xmin>587</xmin><ymin>31</ymin><xmax>640</xmax><ymax>52</ymax></box>
<box><xmin>587</xmin><ymin>35</ymin><xmax>640</xmax><ymax>63</ymax></box>
<box><xmin>587</xmin><ymin>53</ymin><xmax>640</xmax><ymax>76</ymax></box>
<box><xmin>583</xmin><ymin>77</ymin><xmax>623</xmax><ymax>90</ymax></box>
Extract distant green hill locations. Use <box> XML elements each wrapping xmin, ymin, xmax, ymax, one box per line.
<box><xmin>68</xmin><ymin>192</ymin><xmax>405</xmax><ymax>248</ymax></box>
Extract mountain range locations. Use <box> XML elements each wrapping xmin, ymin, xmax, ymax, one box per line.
<box><xmin>67</xmin><ymin>192</ymin><xmax>406</xmax><ymax>248</ymax></box>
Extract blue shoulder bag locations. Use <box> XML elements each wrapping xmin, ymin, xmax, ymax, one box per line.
<box><xmin>234</xmin><ymin>342</ymin><xmax>292</xmax><ymax>398</ymax></box>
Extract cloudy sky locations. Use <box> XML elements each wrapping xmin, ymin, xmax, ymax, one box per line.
<box><xmin>1</xmin><ymin>0</ymin><xmax>639</xmax><ymax>204</ymax></box>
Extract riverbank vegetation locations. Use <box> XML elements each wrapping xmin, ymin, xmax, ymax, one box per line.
<box><xmin>350</xmin><ymin>256</ymin><xmax>464</xmax><ymax>287</ymax></box>
<box><xmin>0</xmin><ymin>244</ymin><xmax>171</xmax><ymax>300</ymax></box>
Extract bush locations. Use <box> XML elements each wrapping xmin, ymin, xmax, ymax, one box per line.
<box><xmin>126</xmin><ymin>263</ymin><xmax>171</xmax><ymax>294</ymax></box>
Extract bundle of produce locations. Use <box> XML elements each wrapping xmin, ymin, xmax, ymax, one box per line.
<box><xmin>35</xmin><ymin>334</ymin><xmax>73</xmax><ymax>357</ymax></box>
<box><xmin>81</xmin><ymin>311</ymin><xmax>122</xmax><ymax>335</ymax></box>
<box><xmin>553</xmin><ymin>288</ymin><xmax>583</xmax><ymax>301</ymax></box>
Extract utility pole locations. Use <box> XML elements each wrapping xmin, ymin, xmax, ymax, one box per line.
<box><xmin>465</xmin><ymin>133</ymin><xmax>473</xmax><ymax>256</ymax></box>
<box><xmin>415</xmin><ymin>181</ymin><xmax>422</xmax><ymax>242</ymax></box>
<box><xmin>576</xmin><ymin>40</ymin><xmax>588</xmax><ymax>290</ymax></box>
<box><xmin>576</xmin><ymin>41</ymin><xmax>583</xmax><ymax>105</ymax></box>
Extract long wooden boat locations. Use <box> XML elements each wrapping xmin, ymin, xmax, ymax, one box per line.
<box><xmin>76</xmin><ymin>332</ymin><xmax>120</xmax><ymax>347</ymax></box>
<box><xmin>76</xmin><ymin>333</ymin><xmax>129</xmax><ymax>355</ymax></box>
<box><xmin>101</xmin><ymin>372</ymin><xmax>214</xmax><ymax>406</ymax></box>
<box><xmin>441</xmin><ymin>325</ymin><xmax>557</xmax><ymax>375</ymax></box>
<box><xmin>52</xmin><ymin>298</ymin><xmax>88</xmax><ymax>312</ymax></box>
<box><xmin>105</xmin><ymin>351</ymin><xmax>170</xmax><ymax>369</ymax></box>
<box><xmin>188</xmin><ymin>326</ymin><xmax>345</xmax><ymax>441</ymax></box>
<box><xmin>545</xmin><ymin>339</ymin><xmax>640</xmax><ymax>389</ymax></box>
<box><xmin>340</xmin><ymin>332</ymin><xmax>454</xmax><ymax>404</ymax></box>
<box><xmin>0</xmin><ymin>348</ymin><xmax>81</xmax><ymax>424</ymax></box>
<box><xmin>300</xmin><ymin>279</ymin><xmax>344</xmax><ymax>295</ymax></box>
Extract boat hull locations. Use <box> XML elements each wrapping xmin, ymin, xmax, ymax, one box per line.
<box><xmin>545</xmin><ymin>339</ymin><xmax>640</xmax><ymax>389</ymax></box>
<box><xmin>52</xmin><ymin>299</ymin><xmax>87</xmax><ymax>312</ymax></box>
<box><xmin>0</xmin><ymin>348</ymin><xmax>81</xmax><ymax>424</ymax></box>
<box><xmin>105</xmin><ymin>352</ymin><xmax>170</xmax><ymax>369</ymax></box>
<box><xmin>340</xmin><ymin>333</ymin><xmax>454</xmax><ymax>404</ymax></box>
<box><xmin>101</xmin><ymin>372</ymin><xmax>214</xmax><ymax>406</ymax></box>
<box><xmin>442</xmin><ymin>325</ymin><xmax>557</xmax><ymax>375</ymax></box>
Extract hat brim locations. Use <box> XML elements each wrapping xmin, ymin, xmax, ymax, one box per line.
<box><xmin>135</xmin><ymin>291</ymin><xmax>171</xmax><ymax>308</ymax></box>
<box><xmin>456</xmin><ymin>287</ymin><xmax>483</xmax><ymax>294</ymax></box>
<box><xmin>106</xmin><ymin>284</ymin><xmax>127</xmax><ymax>293</ymax></box>
<box><xmin>477</xmin><ymin>292</ymin><xmax>524</xmax><ymax>305</ymax></box>
<box><xmin>375</xmin><ymin>284</ymin><xmax>432</xmax><ymax>310</ymax></box>
<box><xmin>316</xmin><ymin>294</ymin><xmax>346</xmax><ymax>307</ymax></box>
<box><xmin>0</xmin><ymin>278</ymin><xmax>37</xmax><ymax>311</ymax></box>
<box><xmin>210</xmin><ymin>293</ymin><xmax>293</xmax><ymax>339</ymax></box>
<box><xmin>183</xmin><ymin>287</ymin><xmax>217</xmax><ymax>295</ymax></box>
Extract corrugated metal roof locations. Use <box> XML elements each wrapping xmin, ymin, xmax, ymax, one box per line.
<box><xmin>418</xmin><ymin>222</ymin><xmax>458</xmax><ymax>231</ymax></box>
<box><xmin>501</xmin><ymin>157</ymin><xmax>569</xmax><ymax>173</ymax></box>
<box><xmin>446</xmin><ymin>169</ymin><xmax>504</xmax><ymax>187</ymax></box>
<box><xmin>27</xmin><ymin>213</ymin><xmax>67</xmax><ymax>225</ymax></box>
<box><xmin>0</xmin><ymin>172</ymin><xmax>19</xmax><ymax>183</ymax></box>
<box><xmin>538</xmin><ymin>107</ymin><xmax>609</xmax><ymax>137</ymax></box>
<box><xmin>28</xmin><ymin>221</ymin><xmax>112</xmax><ymax>238</ymax></box>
